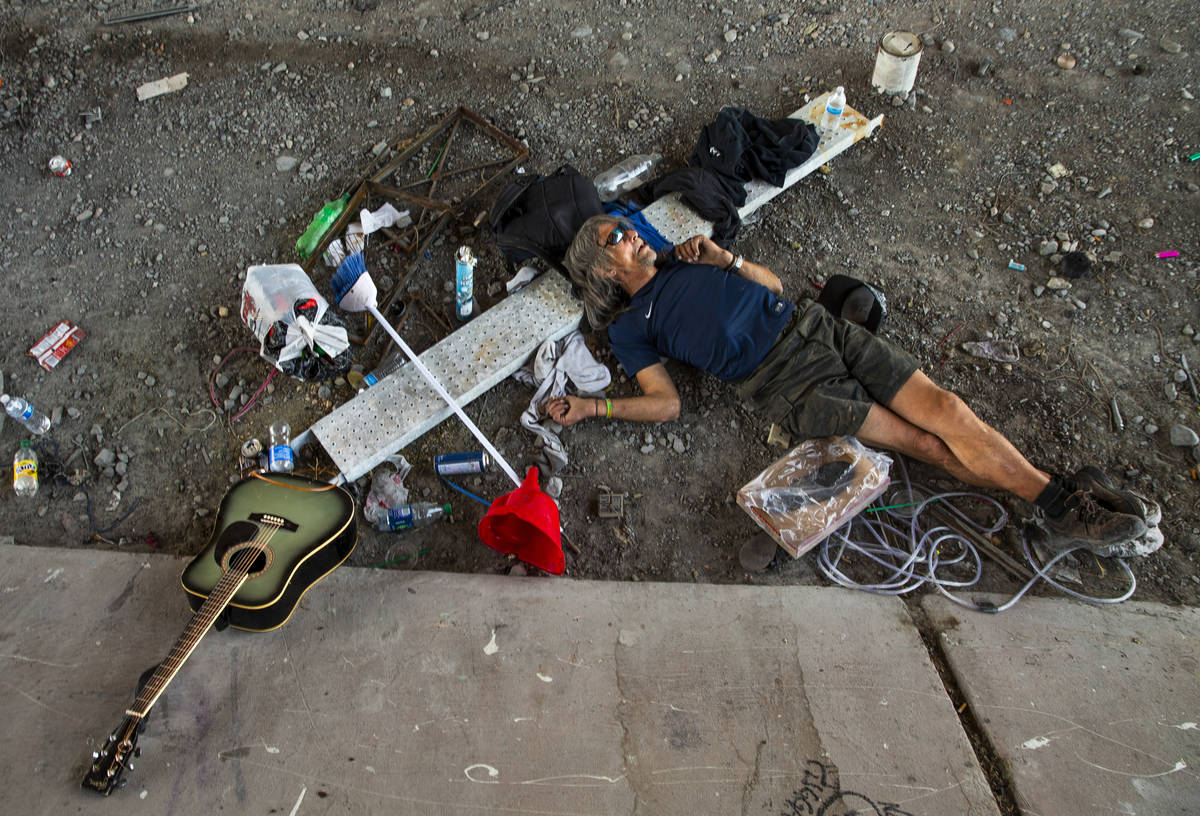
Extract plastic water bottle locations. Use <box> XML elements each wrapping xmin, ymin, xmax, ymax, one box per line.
<box><xmin>268</xmin><ymin>422</ymin><xmax>294</xmax><ymax>473</ymax></box>
<box><xmin>13</xmin><ymin>441</ymin><xmax>38</xmax><ymax>497</ymax></box>
<box><xmin>376</xmin><ymin>502</ymin><xmax>451</xmax><ymax>532</ymax></box>
<box><xmin>820</xmin><ymin>87</ymin><xmax>846</xmax><ymax>139</ymax></box>
<box><xmin>593</xmin><ymin>153</ymin><xmax>662</xmax><ymax>202</ymax></box>
<box><xmin>296</xmin><ymin>194</ymin><xmax>350</xmax><ymax>258</ymax></box>
<box><xmin>2</xmin><ymin>395</ymin><xmax>51</xmax><ymax>435</ymax></box>
<box><xmin>455</xmin><ymin>246</ymin><xmax>476</xmax><ymax>322</ymax></box>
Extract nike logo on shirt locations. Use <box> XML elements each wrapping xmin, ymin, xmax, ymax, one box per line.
<box><xmin>644</xmin><ymin>302</ymin><xmax>653</xmax><ymax>319</ymax></box>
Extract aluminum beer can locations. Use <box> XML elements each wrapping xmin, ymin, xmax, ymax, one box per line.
<box><xmin>48</xmin><ymin>155</ymin><xmax>72</xmax><ymax>177</ymax></box>
<box><xmin>241</xmin><ymin>438</ymin><xmax>263</xmax><ymax>458</ymax></box>
<box><xmin>435</xmin><ymin>451</ymin><xmax>490</xmax><ymax>476</ymax></box>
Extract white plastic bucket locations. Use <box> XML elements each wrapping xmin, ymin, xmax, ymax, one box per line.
<box><xmin>871</xmin><ymin>32</ymin><xmax>923</xmax><ymax>94</ymax></box>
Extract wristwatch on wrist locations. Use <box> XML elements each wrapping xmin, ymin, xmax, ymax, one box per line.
<box><xmin>725</xmin><ymin>253</ymin><xmax>743</xmax><ymax>273</ymax></box>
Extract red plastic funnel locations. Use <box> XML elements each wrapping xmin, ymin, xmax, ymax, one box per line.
<box><xmin>478</xmin><ymin>467</ymin><xmax>564</xmax><ymax>575</ymax></box>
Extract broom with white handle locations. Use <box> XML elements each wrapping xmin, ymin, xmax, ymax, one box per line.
<box><xmin>331</xmin><ymin>251</ymin><xmax>522</xmax><ymax>487</ymax></box>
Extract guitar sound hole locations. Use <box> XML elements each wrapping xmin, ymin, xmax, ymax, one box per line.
<box><xmin>222</xmin><ymin>542</ymin><xmax>273</xmax><ymax>577</ymax></box>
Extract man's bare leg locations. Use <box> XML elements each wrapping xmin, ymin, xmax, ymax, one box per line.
<box><xmin>856</xmin><ymin>370</ymin><xmax>1050</xmax><ymax>503</ymax></box>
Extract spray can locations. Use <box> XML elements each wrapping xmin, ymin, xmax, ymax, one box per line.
<box><xmin>455</xmin><ymin>246</ymin><xmax>476</xmax><ymax>322</ymax></box>
<box><xmin>48</xmin><ymin>155</ymin><xmax>72</xmax><ymax>177</ymax></box>
<box><xmin>435</xmin><ymin>451</ymin><xmax>491</xmax><ymax>476</ymax></box>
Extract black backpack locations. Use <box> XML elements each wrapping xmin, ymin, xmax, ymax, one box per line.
<box><xmin>489</xmin><ymin>164</ymin><xmax>604</xmax><ymax>278</ymax></box>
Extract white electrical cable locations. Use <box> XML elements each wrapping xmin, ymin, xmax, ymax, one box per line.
<box><xmin>815</xmin><ymin>459</ymin><xmax>1137</xmax><ymax>611</ymax></box>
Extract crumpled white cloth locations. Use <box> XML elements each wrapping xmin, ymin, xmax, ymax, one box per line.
<box><xmin>513</xmin><ymin>330</ymin><xmax>611</xmax><ymax>474</ymax></box>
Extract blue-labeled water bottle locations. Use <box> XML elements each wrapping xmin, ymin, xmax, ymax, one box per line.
<box><xmin>268</xmin><ymin>422</ymin><xmax>294</xmax><ymax>473</ymax></box>
<box><xmin>820</xmin><ymin>86</ymin><xmax>846</xmax><ymax>139</ymax></box>
<box><xmin>455</xmin><ymin>246</ymin><xmax>476</xmax><ymax>322</ymax></box>
<box><xmin>376</xmin><ymin>502</ymin><xmax>451</xmax><ymax>532</ymax></box>
<box><xmin>2</xmin><ymin>394</ymin><xmax>51</xmax><ymax>435</ymax></box>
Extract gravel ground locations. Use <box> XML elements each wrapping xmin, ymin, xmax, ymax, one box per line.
<box><xmin>1</xmin><ymin>0</ymin><xmax>1196</xmax><ymax>607</ymax></box>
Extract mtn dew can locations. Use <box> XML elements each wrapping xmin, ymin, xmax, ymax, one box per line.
<box><xmin>454</xmin><ymin>246</ymin><xmax>476</xmax><ymax>321</ymax></box>
<box><xmin>435</xmin><ymin>450</ymin><xmax>490</xmax><ymax>476</ymax></box>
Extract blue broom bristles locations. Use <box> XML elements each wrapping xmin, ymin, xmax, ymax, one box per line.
<box><xmin>331</xmin><ymin>251</ymin><xmax>366</xmax><ymax>306</ymax></box>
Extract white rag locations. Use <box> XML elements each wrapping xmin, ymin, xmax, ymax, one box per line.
<box><xmin>513</xmin><ymin>331</ymin><xmax>611</xmax><ymax>474</ymax></box>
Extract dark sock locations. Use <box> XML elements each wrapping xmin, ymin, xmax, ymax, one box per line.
<box><xmin>1035</xmin><ymin>477</ymin><xmax>1071</xmax><ymax>519</ymax></box>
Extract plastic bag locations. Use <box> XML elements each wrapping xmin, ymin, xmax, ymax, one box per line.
<box><xmin>737</xmin><ymin>436</ymin><xmax>892</xmax><ymax>558</ymax></box>
<box><xmin>363</xmin><ymin>456</ymin><xmax>413</xmax><ymax>523</ymax></box>
<box><xmin>240</xmin><ymin>264</ymin><xmax>353</xmax><ymax>381</ymax></box>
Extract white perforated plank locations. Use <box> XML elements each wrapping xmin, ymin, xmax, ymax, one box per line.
<box><xmin>304</xmin><ymin>271</ymin><xmax>580</xmax><ymax>482</ymax></box>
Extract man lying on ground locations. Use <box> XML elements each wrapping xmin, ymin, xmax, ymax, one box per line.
<box><xmin>546</xmin><ymin>215</ymin><xmax>1157</xmax><ymax>555</ymax></box>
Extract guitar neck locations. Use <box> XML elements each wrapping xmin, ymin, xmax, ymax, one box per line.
<box><xmin>127</xmin><ymin>559</ymin><xmax>253</xmax><ymax>717</ymax></box>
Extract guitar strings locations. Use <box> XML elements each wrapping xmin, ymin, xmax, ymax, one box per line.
<box><xmin>132</xmin><ymin>520</ymin><xmax>281</xmax><ymax>715</ymax></box>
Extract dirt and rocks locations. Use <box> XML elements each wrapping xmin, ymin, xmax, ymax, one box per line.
<box><xmin>1</xmin><ymin>1</ymin><xmax>1196</xmax><ymax>607</ymax></box>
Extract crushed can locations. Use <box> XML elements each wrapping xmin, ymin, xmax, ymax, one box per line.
<box><xmin>48</xmin><ymin>155</ymin><xmax>72</xmax><ymax>177</ymax></box>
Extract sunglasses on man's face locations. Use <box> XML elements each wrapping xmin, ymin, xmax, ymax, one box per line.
<box><xmin>604</xmin><ymin>227</ymin><xmax>627</xmax><ymax>248</ymax></box>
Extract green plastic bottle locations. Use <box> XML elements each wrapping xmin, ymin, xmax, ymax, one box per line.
<box><xmin>295</xmin><ymin>194</ymin><xmax>350</xmax><ymax>258</ymax></box>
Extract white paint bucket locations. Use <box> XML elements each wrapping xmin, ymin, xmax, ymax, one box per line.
<box><xmin>871</xmin><ymin>31</ymin><xmax>923</xmax><ymax>94</ymax></box>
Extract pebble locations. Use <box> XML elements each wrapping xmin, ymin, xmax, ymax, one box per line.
<box><xmin>1039</xmin><ymin>239</ymin><xmax>1059</xmax><ymax>256</ymax></box>
<box><xmin>1118</xmin><ymin>29</ymin><xmax>1144</xmax><ymax>43</ymax></box>
<box><xmin>1164</xmin><ymin>382</ymin><xmax>1177</xmax><ymax>401</ymax></box>
<box><xmin>476</xmin><ymin>31</ymin><xmax>489</xmax><ymax>41</ymax></box>
<box><xmin>94</xmin><ymin>448</ymin><xmax>116</xmax><ymax>468</ymax></box>
<box><xmin>724</xmin><ymin>30</ymin><xmax>738</xmax><ymax>43</ymax></box>
<box><xmin>380</xmin><ymin>87</ymin><xmax>392</xmax><ymax>99</ymax></box>
<box><xmin>1046</xmin><ymin>277</ymin><xmax>1072</xmax><ymax>290</ymax></box>
<box><xmin>1169</xmin><ymin>424</ymin><xmax>1199</xmax><ymax>447</ymax></box>
<box><xmin>571</xmin><ymin>26</ymin><xmax>592</xmax><ymax>38</ymax></box>
<box><xmin>275</xmin><ymin>155</ymin><xmax>298</xmax><ymax>172</ymax></box>
<box><xmin>544</xmin><ymin>476</ymin><xmax>562</xmax><ymax>499</ymax></box>
<box><xmin>997</xmin><ymin>28</ymin><xmax>1017</xmax><ymax>42</ymax></box>
<box><xmin>1174</xmin><ymin>369</ymin><xmax>1189</xmax><ymax>383</ymax></box>
<box><xmin>1145</xmin><ymin>423</ymin><xmax>1159</xmax><ymax>435</ymax></box>
<box><xmin>1160</xmin><ymin>38</ymin><xmax>1182</xmax><ymax>54</ymax></box>
<box><xmin>705</xmin><ymin>50</ymin><xmax>721</xmax><ymax>63</ymax></box>
<box><xmin>1137</xmin><ymin>217</ymin><xmax>1154</xmax><ymax>229</ymax></box>
<box><xmin>639</xmin><ymin>444</ymin><xmax>655</xmax><ymax>454</ymax></box>
<box><xmin>941</xmin><ymin>40</ymin><xmax>955</xmax><ymax>54</ymax></box>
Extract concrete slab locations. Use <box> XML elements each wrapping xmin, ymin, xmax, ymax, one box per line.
<box><xmin>923</xmin><ymin>596</ymin><xmax>1200</xmax><ymax>815</ymax></box>
<box><xmin>3</xmin><ymin>544</ymin><xmax>996</xmax><ymax>815</ymax></box>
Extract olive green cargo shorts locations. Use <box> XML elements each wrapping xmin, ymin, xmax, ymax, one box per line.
<box><xmin>736</xmin><ymin>299</ymin><xmax>920</xmax><ymax>439</ymax></box>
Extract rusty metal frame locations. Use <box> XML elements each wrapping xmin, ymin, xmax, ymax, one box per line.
<box><xmin>297</xmin><ymin>106</ymin><xmax>528</xmax><ymax>344</ymax></box>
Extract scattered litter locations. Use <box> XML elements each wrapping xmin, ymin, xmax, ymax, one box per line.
<box><xmin>1156</xmin><ymin>250</ymin><xmax>1180</xmax><ymax>258</ymax></box>
<box><xmin>1189</xmin><ymin>152</ymin><xmax>1200</xmax><ymax>162</ymax></box>
<box><xmin>1046</xmin><ymin>162</ymin><xmax>1070</xmax><ymax>178</ymax></box>
<box><xmin>48</xmin><ymin>155</ymin><xmax>71</xmax><ymax>177</ymax></box>
<box><xmin>358</xmin><ymin>203</ymin><xmax>411</xmax><ymax>235</ymax></box>
<box><xmin>1055</xmin><ymin>54</ymin><xmax>1076</xmax><ymax>70</ymax></box>
<box><xmin>136</xmin><ymin>72</ymin><xmax>189</xmax><ymax>102</ymax></box>
<box><xmin>29</xmin><ymin>320</ymin><xmax>86</xmax><ymax>370</ymax></box>
<box><xmin>1110</xmin><ymin>397</ymin><xmax>1124</xmax><ymax>433</ymax></box>
<box><xmin>505</xmin><ymin>265</ymin><xmax>538</xmax><ymax>293</ymax></box>
<box><xmin>1007</xmin><ymin>259</ymin><xmax>1026</xmax><ymax>271</ymax></box>
<box><xmin>104</xmin><ymin>4</ymin><xmax>196</xmax><ymax>25</ymax></box>
<box><xmin>961</xmin><ymin>339</ymin><xmax>1020</xmax><ymax>364</ymax></box>
<box><xmin>1097</xmin><ymin>186</ymin><xmax>1112</xmax><ymax>199</ymax></box>
<box><xmin>79</xmin><ymin>107</ymin><xmax>102</xmax><ymax>125</ymax></box>
<box><xmin>596</xmin><ymin>486</ymin><xmax>625</xmax><ymax>519</ymax></box>
<box><xmin>766</xmin><ymin>422</ymin><xmax>791</xmax><ymax>448</ymax></box>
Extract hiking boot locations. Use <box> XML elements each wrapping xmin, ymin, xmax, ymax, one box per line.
<box><xmin>1071</xmin><ymin>466</ymin><xmax>1161</xmax><ymax>527</ymax></box>
<box><xmin>1039</xmin><ymin>487</ymin><xmax>1148</xmax><ymax>556</ymax></box>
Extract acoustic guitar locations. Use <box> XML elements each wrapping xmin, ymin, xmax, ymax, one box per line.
<box><xmin>81</xmin><ymin>472</ymin><xmax>357</xmax><ymax>795</ymax></box>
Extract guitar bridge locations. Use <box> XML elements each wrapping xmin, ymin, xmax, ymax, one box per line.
<box><xmin>249</xmin><ymin>512</ymin><xmax>299</xmax><ymax>533</ymax></box>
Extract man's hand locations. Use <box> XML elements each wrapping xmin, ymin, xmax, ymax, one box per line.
<box><xmin>545</xmin><ymin>395</ymin><xmax>592</xmax><ymax>427</ymax></box>
<box><xmin>673</xmin><ymin>234</ymin><xmax>732</xmax><ymax>268</ymax></box>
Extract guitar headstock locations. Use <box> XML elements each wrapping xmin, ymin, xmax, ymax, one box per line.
<box><xmin>81</xmin><ymin>716</ymin><xmax>142</xmax><ymax>795</ymax></box>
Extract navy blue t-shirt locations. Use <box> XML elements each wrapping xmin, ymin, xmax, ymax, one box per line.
<box><xmin>607</xmin><ymin>260</ymin><xmax>794</xmax><ymax>381</ymax></box>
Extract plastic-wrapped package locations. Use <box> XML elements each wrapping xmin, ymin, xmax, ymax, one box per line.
<box><xmin>737</xmin><ymin>436</ymin><xmax>892</xmax><ymax>558</ymax></box>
